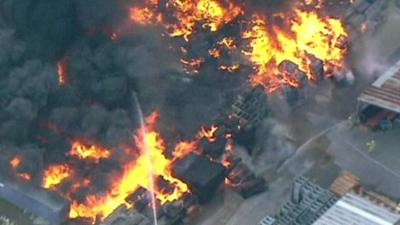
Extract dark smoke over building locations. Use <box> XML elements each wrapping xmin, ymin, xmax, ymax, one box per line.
<box><xmin>0</xmin><ymin>0</ymin><xmax>357</xmax><ymax>224</ymax></box>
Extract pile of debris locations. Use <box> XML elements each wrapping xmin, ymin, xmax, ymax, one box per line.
<box><xmin>91</xmin><ymin>186</ymin><xmax>198</xmax><ymax>225</ymax></box>
<box><xmin>172</xmin><ymin>153</ymin><xmax>226</xmax><ymax>203</ymax></box>
<box><xmin>231</xmin><ymin>86</ymin><xmax>268</xmax><ymax>129</ymax></box>
<box><xmin>223</xmin><ymin>153</ymin><xmax>267</xmax><ymax>198</ymax></box>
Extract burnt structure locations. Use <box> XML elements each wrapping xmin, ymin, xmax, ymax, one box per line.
<box><xmin>231</xmin><ymin>86</ymin><xmax>268</xmax><ymax>129</ymax></box>
<box><xmin>171</xmin><ymin>153</ymin><xmax>226</xmax><ymax>203</ymax></box>
<box><xmin>100</xmin><ymin>205</ymin><xmax>152</xmax><ymax>225</ymax></box>
<box><xmin>225</xmin><ymin>159</ymin><xmax>267</xmax><ymax>199</ymax></box>
<box><xmin>0</xmin><ymin>174</ymin><xmax>69</xmax><ymax>225</ymax></box>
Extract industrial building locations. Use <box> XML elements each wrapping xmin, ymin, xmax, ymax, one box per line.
<box><xmin>312</xmin><ymin>191</ymin><xmax>400</xmax><ymax>225</ymax></box>
<box><xmin>258</xmin><ymin>177</ymin><xmax>338</xmax><ymax>225</ymax></box>
<box><xmin>358</xmin><ymin>60</ymin><xmax>400</xmax><ymax>129</ymax></box>
<box><xmin>358</xmin><ymin>60</ymin><xmax>400</xmax><ymax>114</ymax></box>
<box><xmin>314</xmin><ymin>171</ymin><xmax>400</xmax><ymax>225</ymax></box>
<box><xmin>0</xmin><ymin>174</ymin><xmax>69</xmax><ymax>225</ymax></box>
<box><xmin>260</xmin><ymin>172</ymin><xmax>400</xmax><ymax>225</ymax></box>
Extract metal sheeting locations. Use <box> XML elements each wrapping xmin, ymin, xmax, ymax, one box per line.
<box><xmin>358</xmin><ymin>61</ymin><xmax>400</xmax><ymax>113</ymax></box>
<box><xmin>313</xmin><ymin>192</ymin><xmax>400</xmax><ymax>225</ymax></box>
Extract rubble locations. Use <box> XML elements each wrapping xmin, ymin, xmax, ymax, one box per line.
<box><xmin>125</xmin><ymin>186</ymin><xmax>151</xmax><ymax>212</ymax></box>
<box><xmin>162</xmin><ymin>200</ymin><xmax>185</xmax><ymax>222</ymax></box>
<box><xmin>198</xmin><ymin>136</ymin><xmax>226</xmax><ymax>159</ymax></box>
<box><xmin>235</xmin><ymin>177</ymin><xmax>267</xmax><ymax>199</ymax></box>
<box><xmin>225</xmin><ymin>161</ymin><xmax>267</xmax><ymax>199</ymax></box>
<box><xmin>307</xmin><ymin>55</ymin><xmax>325</xmax><ymax>81</ymax></box>
<box><xmin>231</xmin><ymin>86</ymin><xmax>268</xmax><ymax>129</ymax></box>
<box><xmin>232</xmin><ymin>126</ymin><xmax>257</xmax><ymax>154</ymax></box>
<box><xmin>100</xmin><ymin>205</ymin><xmax>151</xmax><ymax>225</ymax></box>
<box><xmin>278</xmin><ymin>60</ymin><xmax>307</xmax><ymax>86</ymax></box>
<box><xmin>335</xmin><ymin>35</ymin><xmax>349</xmax><ymax>50</ymax></box>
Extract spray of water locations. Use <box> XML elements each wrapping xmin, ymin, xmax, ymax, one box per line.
<box><xmin>131</xmin><ymin>92</ymin><xmax>159</xmax><ymax>225</ymax></box>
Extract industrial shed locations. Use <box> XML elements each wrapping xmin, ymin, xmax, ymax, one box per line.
<box><xmin>358</xmin><ymin>60</ymin><xmax>400</xmax><ymax>114</ymax></box>
<box><xmin>0</xmin><ymin>174</ymin><xmax>69</xmax><ymax>225</ymax></box>
<box><xmin>312</xmin><ymin>191</ymin><xmax>400</xmax><ymax>225</ymax></box>
<box><xmin>357</xmin><ymin>60</ymin><xmax>400</xmax><ymax>129</ymax></box>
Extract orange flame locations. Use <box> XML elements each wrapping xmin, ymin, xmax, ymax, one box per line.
<box><xmin>218</xmin><ymin>37</ymin><xmax>237</xmax><ymax>49</ymax></box>
<box><xmin>130</xmin><ymin>1</ymin><xmax>347</xmax><ymax>92</ymax></box>
<box><xmin>130</xmin><ymin>7</ymin><xmax>162</xmax><ymax>25</ymax></box>
<box><xmin>66</xmin><ymin>112</ymin><xmax>189</xmax><ymax>221</ymax></box>
<box><xmin>9</xmin><ymin>156</ymin><xmax>32</xmax><ymax>181</ymax></box>
<box><xmin>180</xmin><ymin>57</ymin><xmax>205</xmax><ymax>74</ymax></box>
<box><xmin>131</xmin><ymin>0</ymin><xmax>243</xmax><ymax>41</ymax></box>
<box><xmin>198</xmin><ymin>124</ymin><xmax>218</xmax><ymax>142</ymax></box>
<box><xmin>173</xmin><ymin>140</ymin><xmax>200</xmax><ymax>159</ymax></box>
<box><xmin>219</xmin><ymin>64</ymin><xmax>240</xmax><ymax>72</ymax></box>
<box><xmin>10</xmin><ymin>156</ymin><xmax>21</xmax><ymax>169</ymax></box>
<box><xmin>209</xmin><ymin>48</ymin><xmax>222</xmax><ymax>58</ymax></box>
<box><xmin>42</xmin><ymin>164</ymin><xmax>73</xmax><ymax>189</ymax></box>
<box><xmin>69</xmin><ymin>141</ymin><xmax>111</xmax><ymax>162</ymax></box>
<box><xmin>242</xmin><ymin>10</ymin><xmax>347</xmax><ymax>91</ymax></box>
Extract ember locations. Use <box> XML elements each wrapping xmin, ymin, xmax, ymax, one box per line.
<box><xmin>198</xmin><ymin>124</ymin><xmax>218</xmax><ymax>142</ymax></box>
<box><xmin>9</xmin><ymin>156</ymin><xmax>32</xmax><ymax>181</ymax></box>
<box><xmin>57</xmin><ymin>60</ymin><xmax>67</xmax><ymax>86</ymax></box>
<box><xmin>9</xmin><ymin>156</ymin><xmax>21</xmax><ymax>169</ymax></box>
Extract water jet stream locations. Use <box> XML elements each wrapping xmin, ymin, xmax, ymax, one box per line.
<box><xmin>131</xmin><ymin>92</ymin><xmax>159</xmax><ymax>225</ymax></box>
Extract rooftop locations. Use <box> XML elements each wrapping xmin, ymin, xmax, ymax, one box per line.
<box><xmin>358</xmin><ymin>60</ymin><xmax>400</xmax><ymax>113</ymax></box>
<box><xmin>313</xmin><ymin>192</ymin><xmax>400</xmax><ymax>225</ymax></box>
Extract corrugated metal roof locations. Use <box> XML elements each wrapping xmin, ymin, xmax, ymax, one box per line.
<box><xmin>312</xmin><ymin>192</ymin><xmax>400</xmax><ymax>225</ymax></box>
<box><xmin>358</xmin><ymin>61</ymin><xmax>400</xmax><ymax>113</ymax></box>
